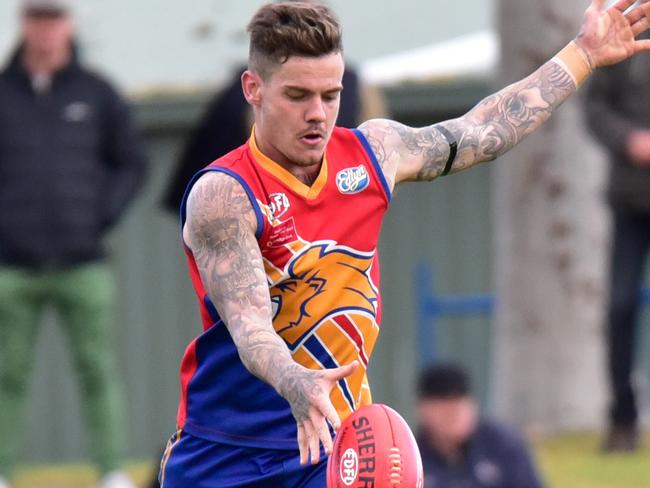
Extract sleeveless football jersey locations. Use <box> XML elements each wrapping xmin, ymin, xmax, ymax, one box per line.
<box><xmin>176</xmin><ymin>127</ymin><xmax>391</xmax><ymax>449</ymax></box>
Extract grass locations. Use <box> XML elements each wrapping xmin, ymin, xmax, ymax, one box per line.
<box><xmin>9</xmin><ymin>433</ymin><xmax>650</xmax><ymax>488</ymax></box>
<box><xmin>11</xmin><ymin>463</ymin><xmax>153</xmax><ymax>488</ymax></box>
<box><xmin>536</xmin><ymin>432</ymin><xmax>650</xmax><ymax>488</ymax></box>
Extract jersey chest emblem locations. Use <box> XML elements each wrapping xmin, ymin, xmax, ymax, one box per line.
<box><xmin>336</xmin><ymin>165</ymin><xmax>370</xmax><ymax>195</ymax></box>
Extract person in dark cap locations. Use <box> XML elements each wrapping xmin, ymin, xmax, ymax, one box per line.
<box><xmin>0</xmin><ymin>1</ymin><xmax>145</xmax><ymax>487</ymax></box>
<box><xmin>416</xmin><ymin>364</ymin><xmax>545</xmax><ymax>488</ymax></box>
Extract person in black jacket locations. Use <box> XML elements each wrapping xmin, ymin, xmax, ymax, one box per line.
<box><xmin>416</xmin><ymin>364</ymin><xmax>545</xmax><ymax>488</ymax></box>
<box><xmin>0</xmin><ymin>1</ymin><xmax>145</xmax><ymax>487</ymax></box>
<box><xmin>585</xmin><ymin>30</ymin><xmax>650</xmax><ymax>454</ymax></box>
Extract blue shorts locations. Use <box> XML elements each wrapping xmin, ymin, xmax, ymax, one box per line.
<box><xmin>159</xmin><ymin>430</ymin><xmax>327</xmax><ymax>488</ymax></box>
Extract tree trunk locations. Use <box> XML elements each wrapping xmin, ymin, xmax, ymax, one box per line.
<box><xmin>491</xmin><ymin>0</ymin><xmax>609</xmax><ymax>432</ymax></box>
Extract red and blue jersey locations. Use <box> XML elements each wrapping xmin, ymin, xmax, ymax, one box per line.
<box><xmin>176</xmin><ymin>127</ymin><xmax>391</xmax><ymax>449</ymax></box>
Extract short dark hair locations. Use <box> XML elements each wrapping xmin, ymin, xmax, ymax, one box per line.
<box><xmin>417</xmin><ymin>363</ymin><xmax>471</xmax><ymax>400</ymax></box>
<box><xmin>247</xmin><ymin>1</ymin><xmax>343</xmax><ymax>79</ymax></box>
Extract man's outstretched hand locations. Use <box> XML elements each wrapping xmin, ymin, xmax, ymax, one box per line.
<box><xmin>576</xmin><ymin>0</ymin><xmax>650</xmax><ymax>67</ymax></box>
<box><xmin>280</xmin><ymin>361</ymin><xmax>359</xmax><ymax>466</ymax></box>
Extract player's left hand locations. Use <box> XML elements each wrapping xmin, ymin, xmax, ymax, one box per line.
<box><xmin>575</xmin><ymin>0</ymin><xmax>650</xmax><ymax>68</ymax></box>
<box><xmin>286</xmin><ymin>361</ymin><xmax>359</xmax><ymax>466</ymax></box>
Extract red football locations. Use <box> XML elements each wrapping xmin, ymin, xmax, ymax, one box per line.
<box><xmin>327</xmin><ymin>404</ymin><xmax>423</xmax><ymax>488</ymax></box>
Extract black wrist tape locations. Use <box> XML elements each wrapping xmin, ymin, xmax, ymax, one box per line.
<box><xmin>437</xmin><ymin>125</ymin><xmax>458</xmax><ymax>176</ymax></box>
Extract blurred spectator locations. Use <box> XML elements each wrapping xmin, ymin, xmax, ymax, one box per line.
<box><xmin>416</xmin><ymin>364</ymin><xmax>545</xmax><ymax>488</ymax></box>
<box><xmin>160</xmin><ymin>66</ymin><xmax>249</xmax><ymax>215</ymax></box>
<box><xmin>0</xmin><ymin>1</ymin><xmax>146</xmax><ymax>487</ymax></box>
<box><xmin>161</xmin><ymin>64</ymin><xmax>387</xmax><ymax>214</ymax></box>
<box><xmin>585</xmin><ymin>31</ymin><xmax>650</xmax><ymax>454</ymax></box>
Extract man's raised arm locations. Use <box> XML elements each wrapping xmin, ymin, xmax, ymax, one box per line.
<box><xmin>358</xmin><ymin>0</ymin><xmax>650</xmax><ymax>188</ymax></box>
<box><xmin>183</xmin><ymin>171</ymin><xmax>357</xmax><ymax>465</ymax></box>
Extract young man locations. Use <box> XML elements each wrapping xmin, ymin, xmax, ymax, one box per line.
<box><xmin>160</xmin><ymin>1</ymin><xmax>650</xmax><ymax>486</ymax></box>
<box><xmin>416</xmin><ymin>364</ymin><xmax>544</xmax><ymax>488</ymax></box>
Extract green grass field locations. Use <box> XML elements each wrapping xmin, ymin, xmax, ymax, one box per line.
<box><xmin>537</xmin><ymin>432</ymin><xmax>650</xmax><ymax>488</ymax></box>
<box><xmin>10</xmin><ymin>432</ymin><xmax>650</xmax><ymax>488</ymax></box>
<box><xmin>11</xmin><ymin>463</ymin><xmax>153</xmax><ymax>488</ymax></box>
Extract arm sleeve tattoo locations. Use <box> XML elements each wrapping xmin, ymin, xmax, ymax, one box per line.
<box><xmin>184</xmin><ymin>172</ymin><xmax>323</xmax><ymax>417</ymax></box>
<box><xmin>359</xmin><ymin>58</ymin><xmax>577</xmax><ymax>184</ymax></box>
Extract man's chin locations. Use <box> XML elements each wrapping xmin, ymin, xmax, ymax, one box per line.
<box><xmin>292</xmin><ymin>149</ymin><xmax>325</xmax><ymax>167</ymax></box>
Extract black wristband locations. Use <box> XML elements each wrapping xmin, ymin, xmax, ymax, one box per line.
<box><xmin>436</xmin><ymin>125</ymin><xmax>458</xmax><ymax>176</ymax></box>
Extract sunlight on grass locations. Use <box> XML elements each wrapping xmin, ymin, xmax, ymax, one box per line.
<box><xmin>536</xmin><ymin>432</ymin><xmax>650</xmax><ymax>488</ymax></box>
<box><xmin>10</xmin><ymin>433</ymin><xmax>650</xmax><ymax>488</ymax></box>
<box><xmin>13</xmin><ymin>463</ymin><xmax>153</xmax><ymax>488</ymax></box>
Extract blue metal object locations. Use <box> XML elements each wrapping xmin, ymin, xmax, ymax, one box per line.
<box><xmin>417</xmin><ymin>262</ymin><xmax>650</xmax><ymax>367</ymax></box>
<box><xmin>415</xmin><ymin>262</ymin><xmax>494</xmax><ymax>366</ymax></box>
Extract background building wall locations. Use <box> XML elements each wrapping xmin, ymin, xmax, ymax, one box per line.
<box><xmin>0</xmin><ymin>0</ymin><xmax>494</xmax><ymax>92</ymax></box>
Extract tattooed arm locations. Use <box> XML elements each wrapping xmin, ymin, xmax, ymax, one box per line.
<box><xmin>184</xmin><ymin>171</ymin><xmax>357</xmax><ymax>465</ymax></box>
<box><xmin>359</xmin><ymin>61</ymin><xmax>576</xmax><ymax>187</ymax></box>
<box><xmin>358</xmin><ymin>0</ymin><xmax>650</xmax><ymax>188</ymax></box>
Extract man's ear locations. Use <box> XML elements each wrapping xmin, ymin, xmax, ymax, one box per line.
<box><xmin>242</xmin><ymin>70</ymin><xmax>263</xmax><ymax>106</ymax></box>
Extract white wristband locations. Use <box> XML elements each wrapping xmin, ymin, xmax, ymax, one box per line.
<box><xmin>551</xmin><ymin>41</ymin><xmax>594</xmax><ymax>87</ymax></box>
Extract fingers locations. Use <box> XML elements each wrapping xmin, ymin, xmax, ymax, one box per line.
<box><xmin>632</xmin><ymin>16</ymin><xmax>650</xmax><ymax>36</ymax></box>
<box><xmin>634</xmin><ymin>38</ymin><xmax>650</xmax><ymax>52</ymax></box>
<box><xmin>631</xmin><ymin>1</ymin><xmax>650</xmax><ymax>37</ymax></box>
<box><xmin>297</xmin><ymin>423</ymin><xmax>308</xmax><ymax>465</ymax></box>
<box><xmin>610</xmin><ymin>0</ymin><xmax>636</xmax><ymax>13</ymax></box>
<box><xmin>627</xmin><ymin>8</ymin><xmax>645</xmax><ymax>25</ymax></box>
<box><xmin>326</xmin><ymin>360</ymin><xmax>360</xmax><ymax>382</ymax></box>
<box><xmin>627</xmin><ymin>1</ymin><xmax>650</xmax><ymax>24</ymax></box>
<box><xmin>591</xmin><ymin>0</ymin><xmax>606</xmax><ymax>11</ymax></box>
<box><xmin>293</xmin><ymin>363</ymin><xmax>361</xmax><ymax>465</ymax></box>
<box><xmin>311</xmin><ymin>411</ymin><xmax>334</xmax><ymax>458</ymax></box>
<box><xmin>320</xmin><ymin>397</ymin><xmax>342</xmax><ymax>432</ymax></box>
<box><xmin>297</xmin><ymin>419</ymin><xmax>324</xmax><ymax>465</ymax></box>
<box><xmin>305</xmin><ymin>419</ymin><xmax>320</xmax><ymax>464</ymax></box>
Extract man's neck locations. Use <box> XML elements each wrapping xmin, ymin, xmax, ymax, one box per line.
<box><xmin>22</xmin><ymin>48</ymin><xmax>71</xmax><ymax>78</ymax></box>
<box><xmin>427</xmin><ymin>434</ymin><xmax>465</xmax><ymax>465</ymax></box>
<box><xmin>294</xmin><ymin>168</ymin><xmax>320</xmax><ymax>186</ymax></box>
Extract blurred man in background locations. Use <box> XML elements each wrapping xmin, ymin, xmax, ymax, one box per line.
<box><xmin>416</xmin><ymin>364</ymin><xmax>545</xmax><ymax>488</ymax></box>
<box><xmin>585</xmin><ymin>30</ymin><xmax>650</xmax><ymax>454</ymax></box>
<box><xmin>0</xmin><ymin>1</ymin><xmax>146</xmax><ymax>487</ymax></box>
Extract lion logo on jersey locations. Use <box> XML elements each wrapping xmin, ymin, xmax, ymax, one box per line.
<box><xmin>269</xmin><ymin>242</ymin><xmax>378</xmax><ymax>346</ymax></box>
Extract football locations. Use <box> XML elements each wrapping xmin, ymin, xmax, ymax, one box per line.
<box><xmin>327</xmin><ymin>404</ymin><xmax>423</xmax><ymax>488</ymax></box>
